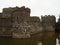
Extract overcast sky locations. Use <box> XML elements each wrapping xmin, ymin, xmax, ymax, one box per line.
<box><xmin>0</xmin><ymin>0</ymin><xmax>60</xmax><ymax>21</ymax></box>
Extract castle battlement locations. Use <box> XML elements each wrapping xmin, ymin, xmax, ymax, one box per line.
<box><xmin>3</xmin><ymin>6</ymin><xmax>30</xmax><ymax>13</ymax></box>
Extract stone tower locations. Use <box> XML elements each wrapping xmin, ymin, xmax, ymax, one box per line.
<box><xmin>41</xmin><ymin>15</ymin><xmax>56</xmax><ymax>31</ymax></box>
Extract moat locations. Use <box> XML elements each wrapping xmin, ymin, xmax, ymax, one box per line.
<box><xmin>0</xmin><ymin>32</ymin><xmax>60</xmax><ymax>45</ymax></box>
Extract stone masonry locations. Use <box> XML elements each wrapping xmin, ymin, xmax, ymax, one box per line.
<box><xmin>41</xmin><ymin>15</ymin><xmax>56</xmax><ymax>31</ymax></box>
<box><xmin>0</xmin><ymin>6</ymin><xmax>56</xmax><ymax>37</ymax></box>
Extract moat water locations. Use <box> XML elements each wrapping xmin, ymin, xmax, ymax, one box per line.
<box><xmin>0</xmin><ymin>32</ymin><xmax>60</xmax><ymax>45</ymax></box>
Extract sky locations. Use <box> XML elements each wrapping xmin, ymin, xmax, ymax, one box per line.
<box><xmin>0</xmin><ymin>0</ymin><xmax>60</xmax><ymax>21</ymax></box>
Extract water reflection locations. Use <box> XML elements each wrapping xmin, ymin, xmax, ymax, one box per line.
<box><xmin>0</xmin><ymin>32</ymin><xmax>60</xmax><ymax>45</ymax></box>
<box><xmin>56</xmin><ymin>32</ymin><xmax>60</xmax><ymax>45</ymax></box>
<box><xmin>38</xmin><ymin>42</ymin><xmax>42</xmax><ymax>45</ymax></box>
<box><xmin>41</xmin><ymin>32</ymin><xmax>56</xmax><ymax>45</ymax></box>
<box><xmin>56</xmin><ymin>38</ymin><xmax>59</xmax><ymax>45</ymax></box>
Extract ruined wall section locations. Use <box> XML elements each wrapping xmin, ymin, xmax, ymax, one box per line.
<box><xmin>0</xmin><ymin>13</ymin><xmax>12</xmax><ymax>36</ymax></box>
<box><xmin>0</xmin><ymin>8</ymin><xmax>14</xmax><ymax>36</ymax></box>
<box><xmin>0</xmin><ymin>18</ymin><xmax>12</xmax><ymax>36</ymax></box>
<box><xmin>41</xmin><ymin>15</ymin><xmax>56</xmax><ymax>31</ymax></box>
<box><xmin>29</xmin><ymin>16</ymin><xmax>43</xmax><ymax>34</ymax></box>
<box><xmin>11</xmin><ymin>6</ymin><xmax>31</xmax><ymax>35</ymax></box>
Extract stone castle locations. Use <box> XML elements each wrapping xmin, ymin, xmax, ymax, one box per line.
<box><xmin>0</xmin><ymin>6</ymin><xmax>56</xmax><ymax>38</ymax></box>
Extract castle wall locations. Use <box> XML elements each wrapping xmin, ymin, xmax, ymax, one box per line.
<box><xmin>41</xmin><ymin>15</ymin><xmax>56</xmax><ymax>31</ymax></box>
<box><xmin>29</xmin><ymin>17</ymin><xmax>43</xmax><ymax>34</ymax></box>
<box><xmin>0</xmin><ymin>16</ymin><xmax>12</xmax><ymax>36</ymax></box>
<box><xmin>0</xmin><ymin>6</ymin><xmax>56</xmax><ymax>37</ymax></box>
